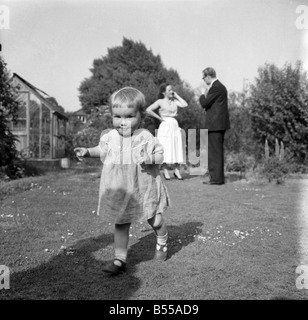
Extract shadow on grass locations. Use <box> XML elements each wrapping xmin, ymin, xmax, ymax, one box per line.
<box><xmin>128</xmin><ymin>221</ymin><xmax>203</xmax><ymax>265</ymax></box>
<box><xmin>0</xmin><ymin>222</ymin><xmax>202</xmax><ymax>300</ymax></box>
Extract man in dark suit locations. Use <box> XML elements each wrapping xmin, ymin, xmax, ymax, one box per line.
<box><xmin>199</xmin><ymin>67</ymin><xmax>230</xmax><ymax>185</ymax></box>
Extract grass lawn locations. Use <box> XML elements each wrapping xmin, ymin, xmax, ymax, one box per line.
<box><xmin>0</xmin><ymin>162</ymin><xmax>307</xmax><ymax>300</ymax></box>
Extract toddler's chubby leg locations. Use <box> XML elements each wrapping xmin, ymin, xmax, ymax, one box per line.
<box><xmin>114</xmin><ymin>223</ymin><xmax>131</xmax><ymax>263</ymax></box>
<box><xmin>102</xmin><ymin>223</ymin><xmax>131</xmax><ymax>275</ymax></box>
<box><xmin>148</xmin><ymin>213</ymin><xmax>168</xmax><ymax>261</ymax></box>
<box><xmin>148</xmin><ymin>213</ymin><xmax>167</xmax><ymax>235</ymax></box>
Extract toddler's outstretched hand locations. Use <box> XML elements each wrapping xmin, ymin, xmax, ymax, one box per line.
<box><xmin>74</xmin><ymin>147</ymin><xmax>88</xmax><ymax>161</ymax></box>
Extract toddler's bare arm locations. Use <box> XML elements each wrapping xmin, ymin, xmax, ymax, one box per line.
<box><xmin>87</xmin><ymin>146</ymin><xmax>101</xmax><ymax>158</ymax></box>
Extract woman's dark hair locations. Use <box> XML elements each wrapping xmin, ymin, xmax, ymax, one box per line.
<box><xmin>158</xmin><ymin>83</ymin><xmax>169</xmax><ymax>99</ymax></box>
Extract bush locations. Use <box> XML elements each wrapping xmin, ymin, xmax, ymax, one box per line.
<box><xmin>260</xmin><ymin>157</ymin><xmax>289</xmax><ymax>184</ymax></box>
<box><xmin>0</xmin><ymin>155</ymin><xmax>45</xmax><ymax>181</ymax></box>
<box><xmin>287</xmin><ymin>162</ymin><xmax>307</xmax><ymax>174</ymax></box>
<box><xmin>248</xmin><ymin>61</ymin><xmax>308</xmax><ymax>164</ymax></box>
<box><xmin>225</xmin><ymin>152</ymin><xmax>255</xmax><ymax>173</ymax></box>
<box><xmin>65</xmin><ymin>133</ymin><xmax>78</xmax><ymax>160</ymax></box>
<box><xmin>0</xmin><ymin>56</ymin><xmax>20</xmax><ymax>170</ymax></box>
<box><xmin>258</xmin><ymin>138</ymin><xmax>289</xmax><ymax>183</ymax></box>
<box><xmin>0</xmin><ymin>157</ymin><xmax>25</xmax><ymax>180</ymax></box>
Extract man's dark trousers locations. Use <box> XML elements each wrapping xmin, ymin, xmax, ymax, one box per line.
<box><xmin>208</xmin><ymin>130</ymin><xmax>225</xmax><ymax>184</ymax></box>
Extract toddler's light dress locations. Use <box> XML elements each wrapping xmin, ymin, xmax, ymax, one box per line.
<box><xmin>97</xmin><ymin>128</ymin><xmax>170</xmax><ymax>224</ymax></box>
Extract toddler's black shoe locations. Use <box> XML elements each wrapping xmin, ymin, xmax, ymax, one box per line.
<box><xmin>154</xmin><ymin>244</ymin><xmax>168</xmax><ymax>261</ymax></box>
<box><xmin>102</xmin><ymin>259</ymin><xmax>126</xmax><ymax>275</ymax></box>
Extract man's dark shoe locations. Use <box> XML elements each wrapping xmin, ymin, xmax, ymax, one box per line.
<box><xmin>102</xmin><ymin>259</ymin><xmax>126</xmax><ymax>275</ymax></box>
<box><xmin>203</xmin><ymin>181</ymin><xmax>224</xmax><ymax>185</ymax></box>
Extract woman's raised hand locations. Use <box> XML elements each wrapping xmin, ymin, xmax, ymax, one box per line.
<box><xmin>172</xmin><ymin>91</ymin><xmax>180</xmax><ymax>98</ymax></box>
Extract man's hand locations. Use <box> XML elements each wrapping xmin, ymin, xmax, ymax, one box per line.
<box><xmin>204</xmin><ymin>87</ymin><xmax>210</xmax><ymax>96</ymax></box>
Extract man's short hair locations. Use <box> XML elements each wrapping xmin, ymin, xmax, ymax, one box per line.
<box><xmin>202</xmin><ymin>67</ymin><xmax>216</xmax><ymax>78</ymax></box>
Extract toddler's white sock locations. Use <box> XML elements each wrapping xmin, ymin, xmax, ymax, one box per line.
<box><xmin>115</xmin><ymin>248</ymin><xmax>127</xmax><ymax>265</ymax></box>
<box><xmin>156</xmin><ymin>233</ymin><xmax>168</xmax><ymax>250</ymax></box>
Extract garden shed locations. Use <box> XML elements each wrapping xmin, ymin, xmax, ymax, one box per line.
<box><xmin>73</xmin><ymin>108</ymin><xmax>88</xmax><ymax>124</ymax></box>
<box><xmin>10</xmin><ymin>73</ymin><xmax>68</xmax><ymax>166</ymax></box>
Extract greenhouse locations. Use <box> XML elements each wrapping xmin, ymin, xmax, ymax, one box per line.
<box><xmin>10</xmin><ymin>73</ymin><xmax>68</xmax><ymax>161</ymax></box>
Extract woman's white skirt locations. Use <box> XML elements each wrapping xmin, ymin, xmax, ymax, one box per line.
<box><xmin>157</xmin><ymin>117</ymin><xmax>185</xmax><ymax>164</ymax></box>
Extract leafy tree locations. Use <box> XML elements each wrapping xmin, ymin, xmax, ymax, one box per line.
<box><xmin>66</xmin><ymin>111</ymin><xmax>86</xmax><ymax>135</ymax></box>
<box><xmin>79</xmin><ymin>37</ymin><xmax>176</xmax><ymax>113</ymax></box>
<box><xmin>0</xmin><ymin>56</ymin><xmax>20</xmax><ymax>168</ymax></box>
<box><xmin>225</xmin><ymin>91</ymin><xmax>256</xmax><ymax>155</ymax></box>
<box><xmin>45</xmin><ymin>96</ymin><xmax>64</xmax><ymax>113</ymax></box>
<box><xmin>248</xmin><ymin>61</ymin><xmax>308</xmax><ymax>163</ymax></box>
<box><xmin>78</xmin><ymin>37</ymin><xmax>204</xmax><ymax>137</ymax></box>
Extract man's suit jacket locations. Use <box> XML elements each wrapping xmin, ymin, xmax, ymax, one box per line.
<box><xmin>199</xmin><ymin>79</ymin><xmax>230</xmax><ymax>131</ymax></box>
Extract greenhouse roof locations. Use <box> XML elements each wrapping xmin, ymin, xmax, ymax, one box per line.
<box><xmin>12</xmin><ymin>73</ymin><xmax>68</xmax><ymax>120</ymax></box>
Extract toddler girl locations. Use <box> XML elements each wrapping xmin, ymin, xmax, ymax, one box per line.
<box><xmin>74</xmin><ymin>87</ymin><xmax>170</xmax><ymax>275</ymax></box>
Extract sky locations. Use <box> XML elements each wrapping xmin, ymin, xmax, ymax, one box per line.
<box><xmin>1</xmin><ymin>0</ymin><xmax>307</xmax><ymax>112</ymax></box>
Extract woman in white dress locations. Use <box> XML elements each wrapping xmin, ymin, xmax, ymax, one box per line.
<box><xmin>146</xmin><ymin>84</ymin><xmax>188</xmax><ymax>180</ymax></box>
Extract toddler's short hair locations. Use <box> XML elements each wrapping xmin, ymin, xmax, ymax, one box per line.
<box><xmin>109</xmin><ymin>87</ymin><xmax>145</xmax><ymax>116</ymax></box>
